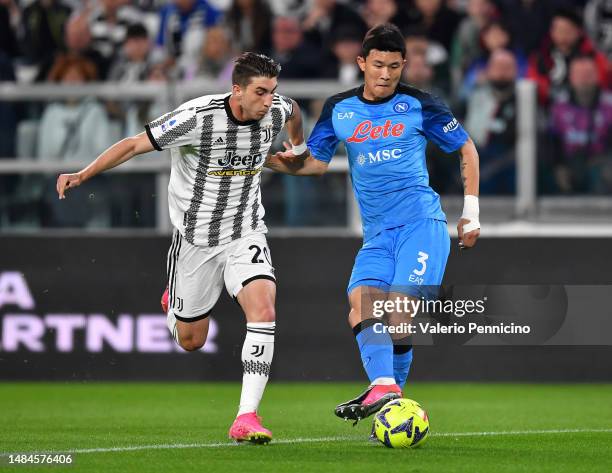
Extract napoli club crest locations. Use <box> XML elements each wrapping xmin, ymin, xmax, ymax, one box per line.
<box><xmin>394</xmin><ymin>102</ymin><xmax>409</xmax><ymax>113</ymax></box>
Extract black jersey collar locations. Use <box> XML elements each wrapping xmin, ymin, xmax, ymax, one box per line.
<box><xmin>224</xmin><ymin>94</ymin><xmax>258</xmax><ymax>126</ymax></box>
<box><xmin>357</xmin><ymin>84</ymin><xmax>398</xmax><ymax>105</ymax></box>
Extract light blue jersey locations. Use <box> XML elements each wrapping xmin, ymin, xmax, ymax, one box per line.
<box><xmin>307</xmin><ymin>84</ymin><xmax>468</xmax><ymax>242</ymax></box>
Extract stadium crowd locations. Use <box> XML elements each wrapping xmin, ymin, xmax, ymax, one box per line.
<box><xmin>0</xmin><ymin>0</ymin><xmax>610</xmax><ymax>227</ymax></box>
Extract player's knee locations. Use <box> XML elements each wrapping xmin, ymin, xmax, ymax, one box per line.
<box><xmin>178</xmin><ymin>334</ymin><xmax>206</xmax><ymax>352</ymax></box>
<box><xmin>249</xmin><ymin>305</ymin><xmax>275</xmax><ymax>323</ymax></box>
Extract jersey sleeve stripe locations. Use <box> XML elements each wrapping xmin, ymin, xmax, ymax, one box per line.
<box><xmin>145</xmin><ymin>124</ymin><xmax>162</xmax><ymax>151</ymax></box>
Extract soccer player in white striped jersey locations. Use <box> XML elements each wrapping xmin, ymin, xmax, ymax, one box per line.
<box><xmin>56</xmin><ymin>53</ymin><xmax>308</xmax><ymax>444</ymax></box>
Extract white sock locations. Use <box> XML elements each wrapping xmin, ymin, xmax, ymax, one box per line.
<box><xmin>237</xmin><ymin>322</ymin><xmax>275</xmax><ymax>416</ymax></box>
<box><xmin>166</xmin><ymin>311</ymin><xmax>180</xmax><ymax>345</ymax></box>
<box><xmin>372</xmin><ymin>377</ymin><xmax>397</xmax><ymax>386</ymax></box>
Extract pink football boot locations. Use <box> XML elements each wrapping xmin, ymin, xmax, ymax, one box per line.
<box><xmin>335</xmin><ymin>384</ymin><xmax>402</xmax><ymax>422</ymax></box>
<box><xmin>161</xmin><ymin>287</ymin><xmax>169</xmax><ymax>313</ymax></box>
<box><xmin>228</xmin><ymin>412</ymin><xmax>272</xmax><ymax>444</ymax></box>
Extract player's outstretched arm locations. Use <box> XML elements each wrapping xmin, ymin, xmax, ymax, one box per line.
<box><xmin>457</xmin><ymin>137</ymin><xmax>481</xmax><ymax>249</ymax></box>
<box><xmin>265</xmin><ymin>144</ymin><xmax>329</xmax><ymax>176</ymax></box>
<box><xmin>56</xmin><ymin>132</ymin><xmax>154</xmax><ymax>199</ymax></box>
<box><xmin>264</xmin><ymin>99</ymin><xmax>329</xmax><ymax>176</ymax></box>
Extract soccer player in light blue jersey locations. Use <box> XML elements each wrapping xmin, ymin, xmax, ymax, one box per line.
<box><xmin>265</xmin><ymin>24</ymin><xmax>480</xmax><ymax>421</ymax></box>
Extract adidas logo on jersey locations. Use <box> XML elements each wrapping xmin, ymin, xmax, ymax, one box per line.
<box><xmin>215</xmin><ymin>137</ymin><xmax>225</xmax><ymax>144</ymax></box>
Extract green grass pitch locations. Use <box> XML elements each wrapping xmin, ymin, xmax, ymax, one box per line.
<box><xmin>1</xmin><ymin>382</ymin><xmax>611</xmax><ymax>473</ymax></box>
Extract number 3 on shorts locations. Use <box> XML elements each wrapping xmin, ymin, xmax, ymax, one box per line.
<box><xmin>413</xmin><ymin>251</ymin><xmax>429</xmax><ymax>276</ymax></box>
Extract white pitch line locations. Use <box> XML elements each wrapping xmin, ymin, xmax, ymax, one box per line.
<box><xmin>2</xmin><ymin>429</ymin><xmax>611</xmax><ymax>456</ymax></box>
<box><xmin>432</xmin><ymin>428</ymin><xmax>612</xmax><ymax>437</ymax></box>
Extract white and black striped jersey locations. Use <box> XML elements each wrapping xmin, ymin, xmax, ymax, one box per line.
<box><xmin>145</xmin><ymin>93</ymin><xmax>294</xmax><ymax>247</ymax></box>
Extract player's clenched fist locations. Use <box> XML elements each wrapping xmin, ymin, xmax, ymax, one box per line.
<box><xmin>56</xmin><ymin>173</ymin><xmax>83</xmax><ymax>199</ymax></box>
<box><xmin>457</xmin><ymin>218</ymin><xmax>480</xmax><ymax>250</ymax></box>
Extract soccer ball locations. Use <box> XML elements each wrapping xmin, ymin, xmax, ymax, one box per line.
<box><xmin>373</xmin><ymin>398</ymin><xmax>430</xmax><ymax>448</ymax></box>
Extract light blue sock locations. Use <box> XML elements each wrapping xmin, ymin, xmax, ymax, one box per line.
<box><xmin>393</xmin><ymin>348</ymin><xmax>413</xmax><ymax>389</ymax></box>
<box><xmin>354</xmin><ymin>321</ymin><xmax>394</xmax><ymax>383</ymax></box>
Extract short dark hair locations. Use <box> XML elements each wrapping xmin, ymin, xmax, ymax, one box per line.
<box><xmin>232</xmin><ymin>52</ymin><xmax>281</xmax><ymax>87</ymax></box>
<box><xmin>362</xmin><ymin>23</ymin><xmax>406</xmax><ymax>58</ymax></box>
<box><xmin>553</xmin><ymin>7</ymin><xmax>583</xmax><ymax>28</ymax></box>
<box><xmin>126</xmin><ymin>23</ymin><xmax>148</xmax><ymax>40</ymax></box>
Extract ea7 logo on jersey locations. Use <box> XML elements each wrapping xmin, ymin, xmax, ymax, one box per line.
<box><xmin>347</xmin><ymin>120</ymin><xmax>405</xmax><ymax>143</ymax></box>
<box><xmin>443</xmin><ymin>118</ymin><xmax>459</xmax><ymax>133</ymax></box>
<box><xmin>337</xmin><ymin>112</ymin><xmax>354</xmax><ymax>119</ymax></box>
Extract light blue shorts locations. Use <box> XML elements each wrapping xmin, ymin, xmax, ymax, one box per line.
<box><xmin>347</xmin><ymin>219</ymin><xmax>450</xmax><ymax>299</ymax></box>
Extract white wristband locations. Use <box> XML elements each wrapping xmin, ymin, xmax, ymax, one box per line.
<box><xmin>291</xmin><ymin>141</ymin><xmax>307</xmax><ymax>156</ymax></box>
<box><xmin>461</xmin><ymin>195</ymin><xmax>480</xmax><ymax>233</ymax></box>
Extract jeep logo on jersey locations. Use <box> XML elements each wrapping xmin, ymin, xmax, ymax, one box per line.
<box><xmin>347</xmin><ymin>120</ymin><xmax>405</xmax><ymax>143</ymax></box>
<box><xmin>218</xmin><ymin>151</ymin><xmax>264</xmax><ymax>168</ymax></box>
<box><xmin>443</xmin><ymin>118</ymin><xmax>459</xmax><ymax>133</ymax></box>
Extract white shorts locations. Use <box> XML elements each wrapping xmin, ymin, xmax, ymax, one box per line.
<box><xmin>166</xmin><ymin>230</ymin><xmax>275</xmax><ymax>322</ymax></box>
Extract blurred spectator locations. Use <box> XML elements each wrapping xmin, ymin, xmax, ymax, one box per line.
<box><xmin>225</xmin><ymin>0</ymin><xmax>273</xmax><ymax>53</ymax></box>
<box><xmin>496</xmin><ymin>0</ymin><xmax>556</xmax><ymax>56</ymax></box>
<box><xmin>450</xmin><ymin>0</ymin><xmax>497</xmax><ymax>92</ymax></box>
<box><xmin>361</xmin><ymin>0</ymin><xmax>410</xmax><ymax>31</ymax></box>
<box><xmin>464</xmin><ymin>49</ymin><xmax>518</xmax><ymax>194</ymax></box>
<box><xmin>404</xmin><ymin>26</ymin><xmax>429</xmax><ymax>59</ymax></box>
<box><xmin>302</xmin><ymin>0</ymin><xmax>366</xmax><ymax>50</ymax></box>
<box><xmin>270</xmin><ymin>16</ymin><xmax>319</xmax><ymax>78</ymax></box>
<box><xmin>88</xmin><ymin>0</ymin><xmax>143</xmax><ymax>75</ymax></box>
<box><xmin>190</xmin><ymin>25</ymin><xmax>235</xmax><ymax>81</ymax></box>
<box><xmin>268</xmin><ymin>0</ymin><xmax>308</xmax><ymax>17</ymax></box>
<box><xmin>403</xmin><ymin>0</ymin><xmax>462</xmax><ymax>95</ymax></box>
<box><xmin>156</xmin><ymin>0</ymin><xmax>221</xmax><ymax>74</ymax></box>
<box><xmin>406</xmin><ymin>0</ymin><xmax>462</xmax><ymax>55</ymax></box>
<box><xmin>459</xmin><ymin>20</ymin><xmax>526</xmax><ymax>101</ymax></box>
<box><xmin>38</xmin><ymin>55</ymin><xmax>114</xmax><ymax>161</ymax></box>
<box><xmin>61</xmin><ymin>13</ymin><xmax>109</xmax><ymax>81</ymax></box>
<box><xmin>37</xmin><ymin>56</ymin><xmax>118</xmax><ymax>227</ymax></box>
<box><xmin>404</xmin><ymin>25</ymin><xmax>451</xmax><ymax>96</ymax></box>
<box><xmin>403</xmin><ymin>53</ymin><xmax>432</xmax><ymax>89</ymax></box>
<box><xmin>108</xmin><ymin>23</ymin><xmax>152</xmax><ymax>82</ymax></box>
<box><xmin>402</xmin><ymin>53</ymin><xmax>447</xmax><ymax>99</ymax></box>
<box><xmin>320</xmin><ymin>26</ymin><xmax>363</xmax><ymax>84</ymax></box>
<box><xmin>549</xmin><ymin>55</ymin><xmax>612</xmax><ymax>194</ymax></box>
<box><xmin>135</xmin><ymin>0</ymin><xmax>169</xmax><ymax>12</ymax></box>
<box><xmin>107</xmin><ymin>23</ymin><xmax>154</xmax><ymax>136</ymax></box>
<box><xmin>0</xmin><ymin>0</ymin><xmax>20</xmax><ymax>59</ymax></box>
<box><xmin>528</xmin><ymin>7</ymin><xmax>609</xmax><ymax>104</ymax></box>
<box><xmin>585</xmin><ymin>0</ymin><xmax>612</xmax><ymax>61</ymax></box>
<box><xmin>21</xmin><ymin>0</ymin><xmax>72</xmax><ymax>74</ymax></box>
